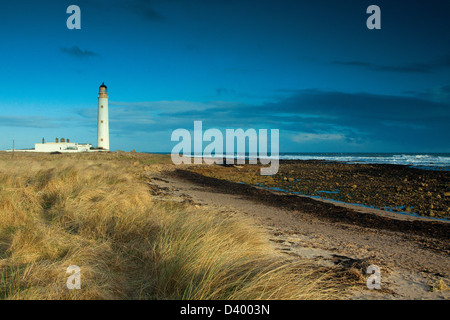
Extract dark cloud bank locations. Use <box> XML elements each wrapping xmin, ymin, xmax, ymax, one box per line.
<box><xmin>105</xmin><ymin>89</ymin><xmax>450</xmax><ymax>152</ymax></box>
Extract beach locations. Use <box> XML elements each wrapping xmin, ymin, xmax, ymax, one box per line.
<box><xmin>0</xmin><ymin>152</ymin><xmax>448</xmax><ymax>300</ymax></box>
<box><xmin>146</xmin><ymin>159</ymin><xmax>450</xmax><ymax>299</ymax></box>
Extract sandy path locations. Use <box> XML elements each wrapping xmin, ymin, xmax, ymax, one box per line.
<box><xmin>145</xmin><ymin>169</ymin><xmax>450</xmax><ymax>300</ymax></box>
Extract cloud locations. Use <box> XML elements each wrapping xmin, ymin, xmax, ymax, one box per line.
<box><xmin>432</xmin><ymin>85</ymin><xmax>450</xmax><ymax>104</ymax></box>
<box><xmin>60</xmin><ymin>46</ymin><xmax>100</xmax><ymax>58</ymax></box>
<box><xmin>216</xmin><ymin>88</ymin><xmax>236</xmax><ymax>96</ymax></box>
<box><xmin>332</xmin><ymin>54</ymin><xmax>450</xmax><ymax>74</ymax></box>
<box><xmin>332</xmin><ymin>61</ymin><xmax>434</xmax><ymax>74</ymax></box>
<box><xmin>404</xmin><ymin>84</ymin><xmax>450</xmax><ymax>104</ymax></box>
<box><xmin>76</xmin><ymin>89</ymin><xmax>450</xmax><ymax>152</ymax></box>
<box><xmin>257</xmin><ymin>90</ymin><xmax>450</xmax><ymax>151</ymax></box>
<box><xmin>109</xmin><ymin>100</ymin><xmax>219</xmax><ymax>112</ymax></box>
<box><xmin>291</xmin><ymin>133</ymin><xmax>345</xmax><ymax>143</ymax></box>
<box><xmin>0</xmin><ymin>115</ymin><xmax>66</xmax><ymax>128</ymax></box>
<box><xmin>110</xmin><ymin>90</ymin><xmax>450</xmax><ymax>131</ymax></box>
<box><xmin>126</xmin><ymin>0</ymin><xmax>166</xmax><ymax>21</ymax></box>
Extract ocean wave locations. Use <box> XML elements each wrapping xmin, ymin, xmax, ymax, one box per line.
<box><xmin>185</xmin><ymin>152</ymin><xmax>450</xmax><ymax>170</ymax></box>
<box><xmin>277</xmin><ymin>153</ymin><xmax>450</xmax><ymax>170</ymax></box>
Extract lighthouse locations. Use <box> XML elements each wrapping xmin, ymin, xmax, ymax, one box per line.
<box><xmin>97</xmin><ymin>82</ymin><xmax>109</xmax><ymax>150</ymax></box>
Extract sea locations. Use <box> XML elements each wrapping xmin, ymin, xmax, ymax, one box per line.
<box><xmin>155</xmin><ymin>152</ymin><xmax>450</xmax><ymax>171</ymax></box>
<box><xmin>276</xmin><ymin>153</ymin><xmax>450</xmax><ymax>171</ymax></box>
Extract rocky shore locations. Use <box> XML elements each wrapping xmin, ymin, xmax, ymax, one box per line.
<box><xmin>191</xmin><ymin>160</ymin><xmax>450</xmax><ymax>219</ymax></box>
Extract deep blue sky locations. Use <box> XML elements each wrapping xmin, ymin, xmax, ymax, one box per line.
<box><xmin>0</xmin><ymin>0</ymin><xmax>449</xmax><ymax>152</ymax></box>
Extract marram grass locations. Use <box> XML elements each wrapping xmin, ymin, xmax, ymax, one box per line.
<box><xmin>0</xmin><ymin>152</ymin><xmax>348</xmax><ymax>300</ymax></box>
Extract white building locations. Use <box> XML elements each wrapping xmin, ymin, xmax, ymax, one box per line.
<box><xmin>34</xmin><ymin>138</ymin><xmax>92</xmax><ymax>153</ymax></box>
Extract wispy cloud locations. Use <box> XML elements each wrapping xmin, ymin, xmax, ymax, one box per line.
<box><xmin>291</xmin><ymin>133</ymin><xmax>345</xmax><ymax>143</ymax></box>
<box><xmin>125</xmin><ymin>0</ymin><xmax>166</xmax><ymax>22</ymax></box>
<box><xmin>332</xmin><ymin>60</ymin><xmax>434</xmax><ymax>74</ymax></box>
<box><xmin>0</xmin><ymin>115</ymin><xmax>67</xmax><ymax>128</ymax></box>
<box><xmin>332</xmin><ymin>54</ymin><xmax>450</xmax><ymax>74</ymax></box>
<box><xmin>405</xmin><ymin>84</ymin><xmax>450</xmax><ymax>104</ymax></box>
<box><xmin>60</xmin><ymin>46</ymin><xmax>100</xmax><ymax>59</ymax></box>
<box><xmin>109</xmin><ymin>100</ymin><xmax>219</xmax><ymax>112</ymax></box>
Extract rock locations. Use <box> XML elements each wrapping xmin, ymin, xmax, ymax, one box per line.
<box><xmin>430</xmin><ymin>279</ymin><xmax>449</xmax><ymax>292</ymax></box>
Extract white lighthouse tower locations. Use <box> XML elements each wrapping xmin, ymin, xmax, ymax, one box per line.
<box><xmin>97</xmin><ymin>82</ymin><xmax>109</xmax><ymax>150</ymax></box>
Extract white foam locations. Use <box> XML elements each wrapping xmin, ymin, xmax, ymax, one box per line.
<box><xmin>278</xmin><ymin>153</ymin><xmax>450</xmax><ymax>169</ymax></box>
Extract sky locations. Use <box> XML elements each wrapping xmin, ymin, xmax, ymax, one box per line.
<box><xmin>0</xmin><ymin>0</ymin><xmax>449</xmax><ymax>153</ymax></box>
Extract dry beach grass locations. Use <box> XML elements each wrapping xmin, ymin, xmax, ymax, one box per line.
<box><xmin>0</xmin><ymin>152</ymin><xmax>347</xmax><ymax>300</ymax></box>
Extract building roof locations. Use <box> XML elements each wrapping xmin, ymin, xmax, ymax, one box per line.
<box><xmin>100</xmin><ymin>82</ymin><xmax>107</xmax><ymax>89</ymax></box>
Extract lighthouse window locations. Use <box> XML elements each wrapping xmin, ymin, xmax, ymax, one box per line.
<box><xmin>101</xmin><ymin>139</ymin><xmax>104</xmax><ymax>142</ymax></box>
<box><xmin>101</xmin><ymin>120</ymin><xmax>104</xmax><ymax>123</ymax></box>
<box><xmin>101</xmin><ymin>105</ymin><xmax>104</xmax><ymax>108</ymax></box>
